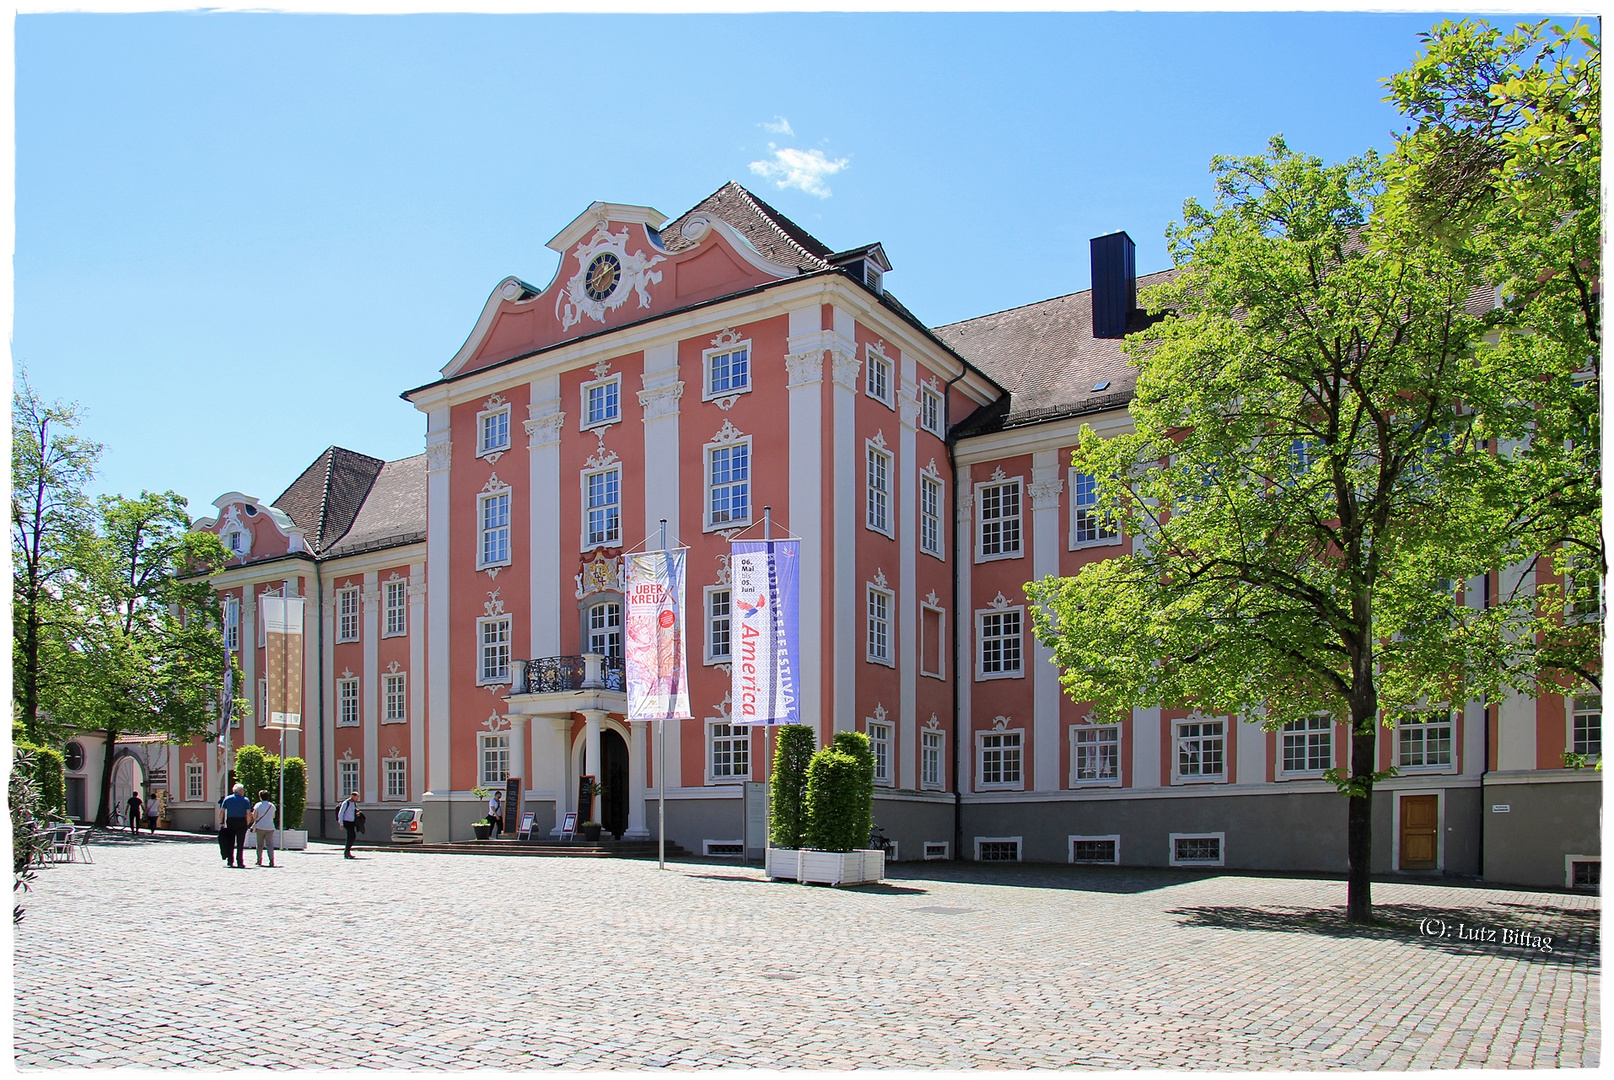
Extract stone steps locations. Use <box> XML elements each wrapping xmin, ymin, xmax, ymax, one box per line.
<box><xmin>370</xmin><ymin>838</ymin><xmax>690</xmax><ymax>859</ymax></box>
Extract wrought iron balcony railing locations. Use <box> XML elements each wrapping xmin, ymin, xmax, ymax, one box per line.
<box><xmin>511</xmin><ymin>654</ymin><xmax>625</xmax><ymax>696</ymax></box>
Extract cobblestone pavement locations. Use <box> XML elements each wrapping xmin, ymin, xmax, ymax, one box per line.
<box><xmin>13</xmin><ymin>833</ymin><xmax>1600</xmax><ymax>1069</ymax></box>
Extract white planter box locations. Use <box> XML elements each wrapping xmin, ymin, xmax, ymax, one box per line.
<box><xmin>765</xmin><ymin>848</ymin><xmax>884</xmax><ymax>886</ymax></box>
<box><xmin>244</xmin><ymin>829</ymin><xmax>308</xmax><ymax>851</ymax></box>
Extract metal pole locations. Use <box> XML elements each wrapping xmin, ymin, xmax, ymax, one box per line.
<box><xmin>659</xmin><ymin>518</ymin><xmax>667</xmax><ymax>872</ymax></box>
<box><xmin>278</xmin><ymin>599</ymin><xmax>287</xmax><ymax>849</ymax></box>
<box><xmin>762</xmin><ymin>506</ymin><xmax>773</xmax><ymax>853</ymax></box>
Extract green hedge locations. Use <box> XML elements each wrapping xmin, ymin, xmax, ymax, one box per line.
<box><xmin>12</xmin><ymin>740</ymin><xmax>65</xmax><ymax>819</ymax></box>
<box><xmin>768</xmin><ymin>725</ymin><xmax>816</xmax><ymax>849</ymax></box>
<box><xmin>803</xmin><ymin>730</ymin><xmax>874</xmax><ymax>853</ymax></box>
<box><xmin>229</xmin><ymin>746</ymin><xmax>307</xmax><ymax>829</ymax></box>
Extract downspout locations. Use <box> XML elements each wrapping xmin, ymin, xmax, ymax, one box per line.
<box><xmin>943</xmin><ymin>368</ymin><xmax>968</xmax><ymax>861</ymax></box>
<box><xmin>316</xmin><ymin>558</ymin><xmax>328</xmax><ymax>840</ymax></box>
<box><xmin>1478</xmin><ymin>567</ymin><xmax>1491</xmax><ymax>878</ymax></box>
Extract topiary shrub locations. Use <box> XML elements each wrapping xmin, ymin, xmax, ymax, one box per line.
<box><xmin>233</xmin><ymin>745</ymin><xmax>271</xmax><ymax>805</ymax></box>
<box><xmin>830</xmin><ymin>731</ymin><xmax>874</xmax><ymax>849</ymax></box>
<box><xmin>803</xmin><ymin>733</ymin><xmax>874</xmax><ymax>853</ymax></box>
<box><xmin>768</xmin><ymin>724</ymin><xmax>816</xmax><ymax>848</ymax></box>
<box><xmin>12</xmin><ymin>740</ymin><xmax>64</xmax><ymax>819</ymax></box>
<box><xmin>278</xmin><ymin>757</ymin><xmax>307</xmax><ymax>830</ymax></box>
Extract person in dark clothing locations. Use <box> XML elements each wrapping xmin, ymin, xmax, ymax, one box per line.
<box><xmin>220</xmin><ymin>783</ymin><xmax>252</xmax><ymax>867</ymax></box>
<box><xmin>337</xmin><ymin>791</ymin><xmax>360</xmax><ymax>858</ymax></box>
<box><xmin>125</xmin><ymin>791</ymin><xmax>144</xmax><ymax>838</ymax></box>
<box><xmin>217</xmin><ymin>795</ymin><xmax>232</xmax><ymax>863</ymax></box>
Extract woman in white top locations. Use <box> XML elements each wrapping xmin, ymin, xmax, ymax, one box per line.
<box><xmin>251</xmin><ymin>791</ymin><xmax>277</xmax><ymax>867</ymax></box>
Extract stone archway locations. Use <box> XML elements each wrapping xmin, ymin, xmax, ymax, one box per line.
<box><xmin>110</xmin><ymin>754</ymin><xmax>145</xmax><ymax>826</ymax></box>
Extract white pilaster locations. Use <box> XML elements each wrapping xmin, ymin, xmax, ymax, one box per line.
<box><xmin>407</xmin><ymin>568</ymin><xmax>426</xmax><ymax>800</ymax></box>
<box><xmin>298</xmin><ymin>576</ymin><xmax>318</xmax><ymax>793</ymax></box>
<box><xmin>320</xmin><ymin>592</ymin><xmax>337</xmax><ymax>810</ymax></box>
<box><xmin>955</xmin><ymin>473</ymin><xmax>973</xmax><ymax>793</ymax></box>
<box><xmin>626</xmin><ymin>720</ymin><xmax>649</xmax><ymax>839</ymax></box>
<box><xmin>785</xmin><ymin>305</ymin><xmax>827</xmax><ymax>748</ymax></box>
<box><xmin>425</xmin><ymin>411</ymin><xmax>453</xmax><ymax>794</ymax></box>
<box><xmin>551</xmin><ymin>716</ymin><xmax>571</xmax><ymax>835</ymax></box>
<box><xmin>897</xmin><ymin>355</ymin><xmax>920</xmax><ymax>790</ymax></box>
<box><xmin>361</xmin><ymin>573</ymin><xmax>380</xmax><ymax>803</ymax></box>
<box><xmin>509</xmin><ymin>717</ymin><xmax>528</xmax><ymax>797</ymax></box>
<box><xmin>1029</xmin><ymin>451</ymin><xmax>1063</xmax><ymax>793</ymax></box>
<box><xmin>526</xmin><ymin>377</ymin><xmax>564</xmax><ymax>659</ymax></box>
<box><xmin>1236</xmin><ymin>715</ymin><xmax>1266</xmax><ymax>786</ymax></box>
<box><xmin>241</xmin><ymin>590</ymin><xmax>258</xmax><ymax>746</ymax></box>
<box><xmin>830</xmin><ymin>306</ymin><xmax>859</xmax><ymax>735</ymax></box>
<box><xmin>1132</xmin><ymin>706</ymin><xmax>1162</xmax><ymax>789</ymax></box>
<box><xmin>584</xmin><ymin>712</ymin><xmax>603</xmax><ymax>813</ymax></box>
<box><xmin>641</xmin><ymin>342</ymin><xmax>682</xmax><ymax>549</ymax></box>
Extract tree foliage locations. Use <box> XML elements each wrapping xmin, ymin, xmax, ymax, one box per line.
<box><xmin>802</xmin><ymin>732</ymin><xmax>875</xmax><ymax>854</ymax></box>
<box><xmin>768</xmin><ymin>724</ymin><xmax>816</xmax><ymax>848</ymax></box>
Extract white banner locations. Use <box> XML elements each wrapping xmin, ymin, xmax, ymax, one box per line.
<box><xmin>260</xmin><ymin>596</ymin><xmax>304</xmax><ymax>730</ymax></box>
<box><xmin>623</xmin><ymin>550</ymin><xmax>691</xmax><ymax>721</ymax></box>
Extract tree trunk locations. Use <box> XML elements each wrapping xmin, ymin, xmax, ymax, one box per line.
<box><xmin>1346</xmin><ymin>724</ymin><xmax>1377</xmax><ymax>923</ymax></box>
<box><xmin>95</xmin><ymin>727</ymin><xmax>118</xmax><ymax>828</ymax></box>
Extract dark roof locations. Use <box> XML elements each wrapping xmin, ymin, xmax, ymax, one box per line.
<box><xmin>661</xmin><ymin>181</ymin><xmax>832</xmax><ymax>270</ymax></box>
<box><xmin>936</xmin><ymin>268</ymin><xmax>1181</xmax><ymax>433</ymax></box>
<box><xmin>272</xmin><ymin>446</ymin><xmax>387</xmax><ymax>556</ymax></box>
<box><xmin>322</xmin><ymin>454</ymin><xmax>427</xmax><ymax>558</ymax></box>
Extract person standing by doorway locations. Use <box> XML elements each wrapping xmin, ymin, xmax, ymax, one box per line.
<box><xmin>144</xmin><ymin>794</ymin><xmax>160</xmax><ymax>835</ymax></box>
<box><xmin>125</xmin><ymin>790</ymin><xmax>144</xmax><ymax>839</ymax></box>
<box><xmin>338</xmin><ymin>792</ymin><xmax>360</xmax><ymax>859</ymax></box>
<box><xmin>251</xmin><ymin>790</ymin><xmax>277</xmax><ymax>867</ymax></box>
<box><xmin>488</xmin><ymin>790</ymin><xmax>503</xmax><ymax>839</ymax></box>
<box><xmin>221</xmin><ymin>783</ymin><xmax>252</xmax><ymax>868</ymax></box>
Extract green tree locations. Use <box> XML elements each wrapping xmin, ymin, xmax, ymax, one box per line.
<box><xmin>11</xmin><ymin>375</ymin><xmax>101</xmax><ymax>744</ymax></box>
<box><xmin>54</xmin><ymin>493</ymin><xmax>231</xmax><ymax>827</ymax></box>
<box><xmin>1026</xmin><ymin>136</ymin><xmax>1582</xmax><ymax>923</ymax></box>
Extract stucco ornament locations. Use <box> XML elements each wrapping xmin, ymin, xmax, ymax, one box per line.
<box><xmin>557</xmin><ymin>224</ymin><xmax>665</xmax><ymax>330</ymax></box>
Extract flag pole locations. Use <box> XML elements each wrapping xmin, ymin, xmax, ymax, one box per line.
<box><xmin>658</xmin><ymin>518</ymin><xmax>667</xmax><ymax>872</ymax></box>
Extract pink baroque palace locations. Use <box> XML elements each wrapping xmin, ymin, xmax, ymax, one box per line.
<box><xmin>153</xmin><ymin>182</ymin><xmax>1599</xmax><ymax>890</ymax></box>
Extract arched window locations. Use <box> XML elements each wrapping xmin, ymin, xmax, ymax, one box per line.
<box><xmin>587</xmin><ymin>601</ymin><xmax>622</xmax><ymax>662</ymax></box>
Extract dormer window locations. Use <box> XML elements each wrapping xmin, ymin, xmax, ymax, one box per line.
<box><xmin>863</xmin><ymin>263</ymin><xmax>883</xmax><ymax>294</ymax></box>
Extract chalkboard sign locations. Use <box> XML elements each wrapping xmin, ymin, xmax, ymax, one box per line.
<box><xmin>504</xmin><ymin>776</ymin><xmax>522</xmax><ymax>841</ymax></box>
<box><xmin>517</xmin><ymin>811</ymin><xmax>536</xmax><ymax>840</ymax></box>
<box><xmin>577</xmin><ymin>775</ymin><xmax>596</xmax><ymax>823</ymax></box>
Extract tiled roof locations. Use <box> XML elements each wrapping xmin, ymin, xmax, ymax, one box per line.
<box><xmin>322</xmin><ymin>454</ymin><xmax>427</xmax><ymax>558</ymax></box>
<box><xmin>272</xmin><ymin>446</ymin><xmax>386</xmax><ymax>556</ymax></box>
<box><xmin>661</xmin><ymin>181</ymin><xmax>832</xmax><ymax>270</ymax></box>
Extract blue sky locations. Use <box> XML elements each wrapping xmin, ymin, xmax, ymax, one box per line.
<box><xmin>14</xmin><ymin>10</ymin><xmax>1556</xmax><ymax>516</ymax></box>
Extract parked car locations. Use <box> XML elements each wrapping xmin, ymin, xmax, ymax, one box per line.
<box><xmin>391</xmin><ymin>807</ymin><xmax>424</xmax><ymax>844</ymax></box>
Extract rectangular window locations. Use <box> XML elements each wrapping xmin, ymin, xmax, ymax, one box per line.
<box><xmin>868</xmin><ymin>721</ymin><xmax>892</xmax><ymax>784</ymax></box>
<box><xmin>1282</xmin><ymin>716</ymin><xmax>1333</xmax><ymax>773</ymax></box>
<box><xmin>1070</xmin><ymin>836</ymin><xmax>1120</xmax><ymax>864</ymax></box>
<box><xmin>337</xmin><ymin>587</ymin><xmax>360</xmax><ymax>642</ymax></box>
<box><xmin>186</xmin><ymin>763</ymin><xmax>204</xmax><ymax>802</ymax></box>
<box><xmin>223</xmin><ymin>595</ymin><xmax>239</xmax><ymax>652</ymax></box>
<box><xmin>976</xmin><ymin>838</ymin><xmax>1022</xmax><ymax>862</ymax></box>
<box><xmin>979</xmin><ymin>731</ymin><xmax>1022</xmax><ymax>787</ymax></box>
<box><xmin>866</xmin><ymin>587</ymin><xmax>892</xmax><ymax>665</ymax></box>
<box><xmin>710</xmin><ymin>723</ymin><xmax>750</xmax><ymax>781</ymax></box>
<box><xmin>383</xmin><ymin>673</ymin><xmax>407</xmax><ymax>723</ymax></box>
<box><xmin>920</xmin><ymin>474</ymin><xmax>943</xmax><ymax>557</ymax></box>
<box><xmin>583</xmin><ymin>376</ymin><xmax>621</xmax><ymax>428</ymax></box>
<box><xmin>920</xmin><ymin>384</ymin><xmax>943</xmax><ymax>437</ymax></box>
<box><xmin>1071</xmin><ymin>471</ymin><xmax>1119</xmax><ymax>546</ymax></box>
<box><xmin>977</xmin><ymin>609</ymin><xmax>1023</xmax><ymax>677</ymax></box>
<box><xmin>706</xmin><ymin>346</ymin><xmax>750</xmax><ymax>397</ymax></box>
<box><xmin>866</xmin><ymin>348</ymin><xmax>893</xmax><ymax>406</ymax></box>
<box><xmin>337</xmin><ymin>679</ymin><xmax>360</xmax><ymax>727</ymax></box>
<box><xmin>1176</xmin><ymin>720</ymin><xmax>1225</xmax><ymax>779</ymax></box>
<box><xmin>258</xmin><ymin>678</ymin><xmax>268</xmax><ymax>726</ymax></box>
<box><xmin>708</xmin><ymin>443</ymin><xmax>751</xmax><ymax>528</ymax></box>
<box><xmin>1566</xmin><ymin>554</ymin><xmax>1603</xmax><ymax>622</ymax></box>
<box><xmin>706</xmin><ymin>588</ymin><xmax>731</xmax><ymax>663</ymax></box>
<box><xmin>921</xmin><ymin>730</ymin><xmax>944</xmax><ymax>790</ymax></box>
<box><xmin>383</xmin><ymin>580</ymin><xmax>407</xmax><ymax>637</ymax></box>
<box><xmin>1398</xmin><ymin>714</ymin><xmax>1454</xmax><ymax>768</ymax></box>
<box><xmin>479</xmin><ymin>491</ymin><xmax>511</xmax><ymax>568</ymax></box>
<box><xmin>920</xmin><ymin>604</ymin><xmax>945</xmax><ymax>679</ymax></box>
<box><xmin>338</xmin><ymin>759</ymin><xmax>360</xmax><ymax>800</ymax></box>
<box><xmin>1573</xmin><ymin>695</ymin><xmax>1601</xmax><ymax>757</ymax></box>
<box><xmin>977</xmin><ymin>481</ymin><xmax>1022</xmax><ymax>558</ymax></box>
<box><xmin>1073</xmin><ymin>725</ymin><xmax>1120</xmax><ymax>783</ymax></box>
<box><xmin>866</xmin><ymin>445</ymin><xmax>892</xmax><ymax>535</ymax></box>
<box><xmin>587</xmin><ymin>602</ymin><xmax>622</xmax><ymax>662</ymax></box>
<box><xmin>479</xmin><ymin>407</ymin><xmax>510</xmax><ymax>456</ymax></box>
<box><xmin>1171</xmin><ymin>834</ymin><xmax>1225</xmax><ymax>866</ymax></box>
<box><xmin>479</xmin><ymin>617</ymin><xmax>511</xmax><ymax>684</ymax></box>
<box><xmin>584</xmin><ymin>467</ymin><xmax>621</xmax><ymax>548</ymax></box>
<box><xmin>479</xmin><ymin>734</ymin><xmax>509</xmax><ymax>786</ymax></box>
<box><xmin>384</xmin><ymin>758</ymin><xmax>407</xmax><ymax>801</ymax></box>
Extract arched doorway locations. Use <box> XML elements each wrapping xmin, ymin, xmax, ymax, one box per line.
<box><xmin>601</xmin><ymin>729</ymin><xmax>630</xmax><ymax>840</ymax></box>
<box><xmin>110</xmin><ymin>754</ymin><xmax>145</xmax><ymax>826</ymax></box>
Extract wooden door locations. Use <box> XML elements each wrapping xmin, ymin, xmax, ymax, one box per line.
<box><xmin>1399</xmin><ymin>795</ymin><xmax>1439</xmax><ymax>870</ymax></box>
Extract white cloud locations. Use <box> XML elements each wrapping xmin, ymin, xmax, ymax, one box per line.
<box><xmin>748</xmin><ymin>144</ymin><xmax>850</xmax><ymax>199</ymax></box>
<box><xmin>761</xmin><ymin>116</ymin><xmax>794</xmax><ymax>136</ymax></box>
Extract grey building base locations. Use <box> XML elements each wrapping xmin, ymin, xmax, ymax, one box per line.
<box><xmin>1482</xmin><ymin>773</ymin><xmax>1602</xmax><ymax>890</ymax></box>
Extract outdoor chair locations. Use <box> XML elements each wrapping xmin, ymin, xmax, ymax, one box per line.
<box><xmin>70</xmin><ymin>826</ymin><xmax>94</xmax><ymax>864</ymax></box>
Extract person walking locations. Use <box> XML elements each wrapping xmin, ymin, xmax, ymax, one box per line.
<box><xmin>338</xmin><ymin>792</ymin><xmax>360</xmax><ymax>859</ymax></box>
<box><xmin>488</xmin><ymin>790</ymin><xmax>503</xmax><ymax>839</ymax></box>
<box><xmin>217</xmin><ymin>794</ymin><xmax>232</xmax><ymax>864</ymax></box>
<box><xmin>125</xmin><ymin>790</ymin><xmax>144</xmax><ymax>839</ymax></box>
<box><xmin>144</xmin><ymin>794</ymin><xmax>161</xmax><ymax>835</ymax></box>
<box><xmin>251</xmin><ymin>790</ymin><xmax>277</xmax><ymax>867</ymax></box>
<box><xmin>220</xmin><ymin>783</ymin><xmax>252</xmax><ymax>868</ymax></box>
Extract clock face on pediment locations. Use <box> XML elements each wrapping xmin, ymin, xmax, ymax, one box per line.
<box><xmin>557</xmin><ymin>223</ymin><xmax>665</xmax><ymax>331</ymax></box>
<box><xmin>585</xmin><ymin>252</ymin><xmax>621</xmax><ymax>302</ymax></box>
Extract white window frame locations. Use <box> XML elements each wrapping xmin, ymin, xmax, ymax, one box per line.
<box><xmin>974</xmin><ymin>836</ymin><xmax>1023</xmax><ymax>862</ymax></box>
<box><xmin>865</xmin><ymin>345</ymin><xmax>894</xmax><ymax>408</ymax></box>
<box><xmin>702</xmin><ymin>339</ymin><xmax>753</xmax><ymax>401</ymax></box>
<box><xmin>581</xmin><ymin>465</ymin><xmax>622</xmax><ymax>550</ymax></box>
<box><xmin>1069</xmin><ymin>834</ymin><xmax>1121</xmax><ymax>865</ymax></box>
<box><xmin>866</xmin><ymin>584</ymin><xmax>894</xmax><ymax>667</ymax></box>
<box><xmin>704</xmin><ymin>437</ymin><xmax>753</xmax><ymax>532</ymax></box>
<box><xmin>1564</xmin><ymin>552</ymin><xmax>1604</xmax><ymax>624</ymax></box>
<box><xmin>975</xmin><ymin>478</ymin><xmax>1023</xmax><ymax>562</ymax></box>
<box><xmin>477</xmin><ymin>616</ymin><xmax>512</xmax><ymax>686</ymax></box>
<box><xmin>975</xmin><ymin>606</ymin><xmax>1025</xmax><ymax>680</ymax></box>
<box><xmin>866</xmin><ymin>442</ymin><xmax>894</xmax><ymax>537</ymax></box>
<box><xmin>920</xmin><ymin>728</ymin><xmax>945</xmax><ymax>791</ymax></box>
<box><xmin>1570</xmin><ymin>694</ymin><xmax>1602</xmax><ymax>761</ymax></box>
<box><xmin>258</xmin><ymin>677</ymin><xmax>269</xmax><ymax>726</ymax></box>
<box><xmin>383</xmin><ymin>757</ymin><xmax>408</xmax><ymax>801</ymax></box>
<box><xmin>476</xmin><ymin>401</ymin><xmax>511</xmax><ymax>458</ymax></box>
<box><xmin>336</xmin><ymin>587</ymin><xmax>360</xmax><ymax>642</ymax></box>
<box><xmin>585</xmin><ymin>600</ymin><xmax>623</xmax><ymax>662</ymax></box>
<box><xmin>223</xmin><ymin>595</ymin><xmax>240</xmax><ymax>652</ymax></box>
<box><xmin>919</xmin><ymin>601</ymin><xmax>946</xmax><ymax>680</ymax></box>
<box><xmin>707</xmin><ymin>721</ymin><xmax>751</xmax><ymax>784</ymax></box>
<box><xmin>383</xmin><ymin>580</ymin><xmax>407</xmax><ymax>637</ymax></box>
<box><xmin>1565</xmin><ymin>854</ymin><xmax>1601</xmax><ymax>890</ymax></box>
<box><xmin>1396</xmin><ymin>712</ymin><xmax>1457</xmax><ymax>773</ymax></box>
<box><xmin>920</xmin><ymin>472</ymin><xmax>945</xmax><ymax>559</ymax></box>
<box><xmin>580</xmin><ymin>373</ymin><xmax>622</xmax><ymax>431</ymax></box>
<box><xmin>478</xmin><ymin>733</ymin><xmax>510</xmax><ymax>786</ymax></box>
<box><xmin>1174</xmin><ymin>717</ymin><xmax>1227</xmax><ymax>784</ymax></box>
<box><xmin>976</xmin><ymin>728</ymin><xmax>1025</xmax><ymax>790</ymax></box>
<box><xmin>1169</xmin><ymin>832</ymin><xmax>1226</xmax><ymax>867</ymax></box>
<box><xmin>337</xmin><ymin>759</ymin><xmax>361</xmax><ymax>801</ymax></box>
<box><xmin>867</xmin><ymin>719</ymin><xmax>893</xmax><ymax>786</ymax></box>
<box><xmin>477</xmin><ymin>488</ymin><xmax>512</xmax><ymax>570</ymax></box>
<box><xmin>1070</xmin><ymin>724</ymin><xmax>1122</xmax><ymax>787</ymax></box>
<box><xmin>382</xmin><ymin>673</ymin><xmax>407</xmax><ymax>724</ymax></box>
<box><xmin>1279</xmin><ymin>715</ymin><xmax>1335</xmax><ymax>777</ymax></box>
<box><xmin>919</xmin><ymin>383</ymin><xmax>943</xmax><ymax>438</ymax></box>
<box><xmin>1068</xmin><ymin>468</ymin><xmax>1122</xmax><ymax>550</ymax></box>
<box><xmin>185</xmin><ymin>762</ymin><xmax>205</xmax><ymax>802</ymax></box>
<box><xmin>336</xmin><ymin>678</ymin><xmax>360</xmax><ymax>727</ymax></box>
<box><xmin>703</xmin><ymin>585</ymin><xmax>731</xmax><ymax>665</ymax></box>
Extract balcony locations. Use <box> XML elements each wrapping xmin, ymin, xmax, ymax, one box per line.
<box><xmin>505</xmin><ymin>653</ymin><xmax>626</xmax><ymax>716</ymax></box>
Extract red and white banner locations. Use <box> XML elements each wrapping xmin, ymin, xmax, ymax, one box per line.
<box><xmin>623</xmin><ymin>550</ymin><xmax>691</xmax><ymax>722</ymax></box>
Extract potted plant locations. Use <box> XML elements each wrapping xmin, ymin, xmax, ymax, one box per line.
<box><xmin>471</xmin><ymin>818</ymin><xmax>494</xmax><ymax>840</ymax></box>
<box><xmin>579</xmin><ymin>820</ymin><xmax>603</xmax><ymax>842</ymax></box>
<box><xmin>766</xmin><ymin>729</ymin><xmax>884</xmax><ymax>886</ymax></box>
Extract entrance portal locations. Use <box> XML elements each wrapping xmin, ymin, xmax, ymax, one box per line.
<box><xmin>601</xmin><ymin>729</ymin><xmax>630</xmax><ymax>840</ymax></box>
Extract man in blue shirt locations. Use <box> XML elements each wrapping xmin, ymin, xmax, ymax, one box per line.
<box><xmin>220</xmin><ymin>783</ymin><xmax>252</xmax><ymax>868</ymax></box>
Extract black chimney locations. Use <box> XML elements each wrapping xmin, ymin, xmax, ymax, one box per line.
<box><xmin>1091</xmin><ymin>231</ymin><xmax>1136</xmax><ymax>339</ymax></box>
